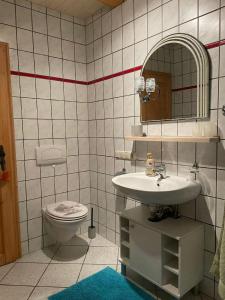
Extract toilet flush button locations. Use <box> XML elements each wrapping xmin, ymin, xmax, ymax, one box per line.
<box><xmin>36</xmin><ymin>145</ymin><xmax>66</xmax><ymax>166</ymax></box>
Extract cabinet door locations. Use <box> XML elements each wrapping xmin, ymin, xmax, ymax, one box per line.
<box><xmin>129</xmin><ymin>222</ymin><xmax>162</xmax><ymax>285</ymax></box>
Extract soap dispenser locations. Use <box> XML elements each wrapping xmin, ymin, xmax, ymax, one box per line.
<box><xmin>145</xmin><ymin>153</ymin><xmax>156</xmax><ymax>176</ymax></box>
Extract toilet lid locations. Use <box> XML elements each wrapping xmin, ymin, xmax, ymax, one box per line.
<box><xmin>46</xmin><ymin>201</ymin><xmax>88</xmax><ymax>221</ymax></box>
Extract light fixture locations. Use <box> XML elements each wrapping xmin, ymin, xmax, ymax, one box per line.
<box><xmin>135</xmin><ymin>76</ymin><xmax>160</xmax><ymax>103</ymax></box>
<box><xmin>135</xmin><ymin>76</ymin><xmax>145</xmax><ymax>93</ymax></box>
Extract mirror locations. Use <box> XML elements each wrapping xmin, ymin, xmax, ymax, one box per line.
<box><xmin>138</xmin><ymin>34</ymin><xmax>210</xmax><ymax>122</ymax></box>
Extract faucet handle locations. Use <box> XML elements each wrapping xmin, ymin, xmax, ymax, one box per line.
<box><xmin>190</xmin><ymin>162</ymin><xmax>199</xmax><ymax>174</ymax></box>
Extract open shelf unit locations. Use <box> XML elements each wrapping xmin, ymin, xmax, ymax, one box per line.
<box><xmin>162</xmin><ymin>235</ymin><xmax>179</xmax><ymax>294</ymax></box>
<box><xmin>120</xmin><ymin>206</ymin><xmax>204</xmax><ymax>299</ymax></box>
<box><xmin>120</xmin><ymin>217</ymin><xmax>130</xmax><ymax>264</ymax></box>
<box><xmin>125</xmin><ymin>135</ymin><xmax>220</xmax><ymax>143</ymax></box>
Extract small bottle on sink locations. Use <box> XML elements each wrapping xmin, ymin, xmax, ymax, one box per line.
<box><xmin>145</xmin><ymin>153</ymin><xmax>156</xmax><ymax>176</ymax></box>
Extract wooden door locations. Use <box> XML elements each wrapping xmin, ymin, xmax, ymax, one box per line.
<box><xmin>0</xmin><ymin>42</ymin><xmax>21</xmax><ymax>265</ymax></box>
<box><xmin>141</xmin><ymin>70</ymin><xmax>172</xmax><ymax>121</ymax></box>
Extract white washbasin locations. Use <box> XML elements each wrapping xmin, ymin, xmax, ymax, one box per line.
<box><xmin>112</xmin><ymin>172</ymin><xmax>201</xmax><ymax>205</ymax></box>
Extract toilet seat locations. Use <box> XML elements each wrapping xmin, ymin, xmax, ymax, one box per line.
<box><xmin>45</xmin><ymin>201</ymin><xmax>88</xmax><ymax>222</ymax></box>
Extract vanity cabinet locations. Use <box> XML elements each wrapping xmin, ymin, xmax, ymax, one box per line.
<box><xmin>120</xmin><ymin>206</ymin><xmax>204</xmax><ymax>299</ymax></box>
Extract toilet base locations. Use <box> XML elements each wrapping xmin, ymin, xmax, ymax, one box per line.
<box><xmin>43</xmin><ymin>214</ymin><xmax>87</xmax><ymax>243</ymax></box>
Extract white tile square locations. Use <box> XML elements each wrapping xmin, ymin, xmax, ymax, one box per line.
<box><xmin>47</xmin><ymin>15</ymin><xmax>61</xmax><ymax>38</ymax></box>
<box><xmin>26</xmin><ymin>178</ymin><xmax>41</xmax><ymax>200</ymax></box>
<box><xmin>37</xmin><ymin>99</ymin><xmax>51</xmax><ymax>119</ymax></box>
<box><xmin>41</xmin><ymin>176</ymin><xmax>55</xmax><ymax>197</ymax></box>
<box><xmin>134</xmin><ymin>0</ymin><xmax>147</xmax><ymax>18</ymax></box>
<box><xmin>16</xmin><ymin>6</ymin><xmax>32</xmax><ymax>30</ymax></box>
<box><xmin>0</xmin><ymin>263</ymin><xmax>14</xmax><ymax>281</ymax></box>
<box><xmin>34</xmin><ymin>54</ymin><xmax>49</xmax><ymax>75</ymax></box>
<box><xmin>123</xmin><ymin>22</ymin><xmax>134</xmax><ymax>48</ymax></box>
<box><xmin>148</xmin><ymin>0</ymin><xmax>161</xmax><ymax>11</ymax></box>
<box><xmin>33</xmin><ymin>32</ymin><xmax>48</xmax><ymax>55</ymax></box>
<box><xmin>38</xmin><ymin>263</ymin><xmax>82</xmax><ymax>287</ymax></box>
<box><xmin>36</xmin><ymin>79</ymin><xmax>50</xmax><ymax>99</ymax></box>
<box><xmin>196</xmin><ymin>195</ymin><xmax>216</xmax><ymax>225</ymax></box>
<box><xmin>0</xmin><ymin>1</ymin><xmax>15</xmax><ymax>26</ymax></box>
<box><xmin>0</xmin><ymin>285</ymin><xmax>33</xmax><ymax>300</ymax></box>
<box><xmin>29</xmin><ymin>287</ymin><xmax>63</xmax><ymax>300</ymax></box>
<box><xmin>179</xmin><ymin>0</ymin><xmax>197</xmax><ymax>23</ymax></box>
<box><xmin>122</xmin><ymin>0</ymin><xmax>134</xmax><ymax>24</ymax></box>
<box><xmin>62</xmin><ymin>40</ymin><xmax>74</xmax><ymax>61</ymax></box>
<box><xmin>102</xmin><ymin>11</ymin><xmax>111</xmax><ymax>35</ymax></box>
<box><xmin>199</xmin><ymin>0</ymin><xmax>220</xmax><ymax>16</ymax></box>
<box><xmin>0</xmin><ymin>24</ymin><xmax>17</xmax><ymax>48</ymax></box>
<box><xmin>103</xmin><ymin>33</ymin><xmax>112</xmax><ymax>56</ymax></box>
<box><xmin>148</xmin><ymin>7</ymin><xmax>162</xmax><ymax>37</ymax></box>
<box><xmin>135</xmin><ymin>15</ymin><xmax>147</xmax><ymax>43</ymax></box>
<box><xmin>199</xmin><ymin>10</ymin><xmax>219</xmax><ymax>44</ymax></box>
<box><xmin>25</xmin><ymin>160</ymin><xmax>40</xmax><ymax>180</ymax></box>
<box><xmin>61</xmin><ymin>20</ymin><xmax>73</xmax><ymax>41</ymax></box>
<box><xmin>52</xmin><ymin>245</ymin><xmax>88</xmax><ymax>263</ymax></box>
<box><xmin>23</xmin><ymin>119</ymin><xmax>38</xmax><ymax>139</ymax></box>
<box><xmin>74</xmin><ymin>24</ymin><xmax>85</xmax><ymax>44</ymax></box>
<box><xmin>28</xmin><ymin>217</ymin><xmax>42</xmax><ymax>238</ymax></box>
<box><xmin>1</xmin><ymin>262</ymin><xmax>47</xmax><ymax>286</ymax></box>
<box><xmin>48</xmin><ymin>36</ymin><xmax>62</xmax><ymax>58</ymax></box>
<box><xmin>21</xmin><ymin>98</ymin><xmax>37</xmax><ymax>119</ymax></box>
<box><xmin>112</xmin><ymin>5</ymin><xmax>122</xmax><ymax>30</ymax></box>
<box><xmin>84</xmin><ymin>246</ymin><xmax>118</xmax><ymax>264</ymax></box>
<box><xmin>53</xmin><ymin>120</ymin><xmax>66</xmax><ymax>138</ymax></box>
<box><xmin>32</xmin><ymin>10</ymin><xmax>47</xmax><ymax>34</ymax></box>
<box><xmin>163</xmin><ymin>0</ymin><xmax>178</xmax><ymax>31</ymax></box>
<box><xmin>17</xmin><ymin>28</ymin><xmax>33</xmax><ymax>52</ymax></box>
<box><xmin>55</xmin><ymin>174</ymin><xmax>67</xmax><ymax>194</ymax></box>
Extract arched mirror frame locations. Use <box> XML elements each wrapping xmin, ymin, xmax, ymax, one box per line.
<box><xmin>140</xmin><ymin>33</ymin><xmax>210</xmax><ymax>122</ymax></box>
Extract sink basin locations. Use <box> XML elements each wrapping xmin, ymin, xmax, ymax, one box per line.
<box><xmin>112</xmin><ymin>172</ymin><xmax>201</xmax><ymax>205</ymax></box>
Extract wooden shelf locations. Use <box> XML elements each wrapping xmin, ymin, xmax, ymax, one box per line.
<box><xmin>125</xmin><ymin>135</ymin><xmax>220</xmax><ymax>143</ymax></box>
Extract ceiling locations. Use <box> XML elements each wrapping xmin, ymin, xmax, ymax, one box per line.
<box><xmin>29</xmin><ymin>0</ymin><xmax>123</xmax><ymax>19</ymax></box>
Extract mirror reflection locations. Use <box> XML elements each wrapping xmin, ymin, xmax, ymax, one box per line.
<box><xmin>139</xmin><ymin>43</ymin><xmax>198</xmax><ymax>122</ymax></box>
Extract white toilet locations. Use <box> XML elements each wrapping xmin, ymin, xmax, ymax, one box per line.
<box><xmin>42</xmin><ymin>201</ymin><xmax>88</xmax><ymax>243</ymax></box>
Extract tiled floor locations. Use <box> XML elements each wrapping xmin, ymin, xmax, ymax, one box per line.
<box><xmin>0</xmin><ymin>234</ymin><xmax>213</xmax><ymax>300</ymax></box>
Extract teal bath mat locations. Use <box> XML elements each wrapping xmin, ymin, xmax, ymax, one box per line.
<box><xmin>49</xmin><ymin>267</ymin><xmax>154</xmax><ymax>300</ymax></box>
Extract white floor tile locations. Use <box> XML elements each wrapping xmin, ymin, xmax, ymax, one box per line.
<box><xmin>84</xmin><ymin>246</ymin><xmax>118</xmax><ymax>264</ymax></box>
<box><xmin>64</xmin><ymin>233</ymin><xmax>90</xmax><ymax>246</ymax></box>
<box><xmin>17</xmin><ymin>247</ymin><xmax>57</xmax><ymax>263</ymax></box>
<box><xmin>78</xmin><ymin>264</ymin><xmax>117</xmax><ymax>281</ymax></box>
<box><xmin>52</xmin><ymin>245</ymin><xmax>88</xmax><ymax>264</ymax></box>
<box><xmin>0</xmin><ymin>285</ymin><xmax>33</xmax><ymax>300</ymax></box>
<box><xmin>90</xmin><ymin>234</ymin><xmax>117</xmax><ymax>247</ymax></box>
<box><xmin>38</xmin><ymin>263</ymin><xmax>82</xmax><ymax>287</ymax></box>
<box><xmin>1</xmin><ymin>263</ymin><xmax>47</xmax><ymax>286</ymax></box>
<box><xmin>29</xmin><ymin>286</ymin><xmax>64</xmax><ymax>300</ymax></box>
<box><xmin>0</xmin><ymin>263</ymin><xmax>15</xmax><ymax>281</ymax></box>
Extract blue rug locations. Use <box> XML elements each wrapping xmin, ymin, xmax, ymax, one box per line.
<box><xmin>49</xmin><ymin>267</ymin><xmax>155</xmax><ymax>300</ymax></box>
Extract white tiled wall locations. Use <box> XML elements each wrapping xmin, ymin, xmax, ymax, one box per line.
<box><xmin>0</xmin><ymin>0</ymin><xmax>225</xmax><ymax>298</ymax></box>
<box><xmin>86</xmin><ymin>0</ymin><xmax>225</xmax><ymax>298</ymax></box>
<box><xmin>0</xmin><ymin>0</ymin><xmax>90</xmax><ymax>254</ymax></box>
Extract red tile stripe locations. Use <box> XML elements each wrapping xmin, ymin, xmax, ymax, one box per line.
<box><xmin>87</xmin><ymin>65</ymin><xmax>143</xmax><ymax>85</ymax></box>
<box><xmin>10</xmin><ymin>39</ymin><xmax>225</xmax><ymax>86</ymax></box>
<box><xmin>172</xmin><ymin>85</ymin><xmax>197</xmax><ymax>92</ymax></box>
<box><xmin>10</xmin><ymin>70</ymin><xmax>88</xmax><ymax>85</ymax></box>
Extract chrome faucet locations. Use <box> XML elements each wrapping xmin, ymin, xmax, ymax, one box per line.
<box><xmin>155</xmin><ymin>164</ymin><xmax>167</xmax><ymax>185</ymax></box>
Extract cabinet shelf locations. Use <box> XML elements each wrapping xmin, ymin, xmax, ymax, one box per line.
<box><xmin>125</xmin><ymin>135</ymin><xmax>220</xmax><ymax>143</ymax></box>
<box><xmin>121</xmin><ymin>226</ymin><xmax>129</xmax><ymax>233</ymax></box>
<box><xmin>164</xmin><ymin>260</ymin><xmax>179</xmax><ymax>275</ymax></box>
<box><xmin>163</xmin><ymin>279</ymin><xmax>180</xmax><ymax>297</ymax></box>
<box><xmin>121</xmin><ymin>240</ymin><xmax>130</xmax><ymax>248</ymax></box>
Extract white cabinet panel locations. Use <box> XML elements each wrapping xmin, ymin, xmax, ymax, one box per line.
<box><xmin>129</xmin><ymin>222</ymin><xmax>162</xmax><ymax>285</ymax></box>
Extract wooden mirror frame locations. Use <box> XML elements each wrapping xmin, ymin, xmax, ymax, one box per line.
<box><xmin>140</xmin><ymin>33</ymin><xmax>210</xmax><ymax>123</ymax></box>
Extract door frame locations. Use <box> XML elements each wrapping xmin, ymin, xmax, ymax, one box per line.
<box><xmin>0</xmin><ymin>42</ymin><xmax>21</xmax><ymax>265</ymax></box>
